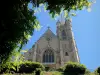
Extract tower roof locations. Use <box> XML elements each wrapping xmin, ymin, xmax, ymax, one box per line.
<box><xmin>60</xmin><ymin>13</ymin><xmax>65</xmax><ymax>25</ymax></box>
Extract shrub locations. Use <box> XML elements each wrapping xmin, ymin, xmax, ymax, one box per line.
<box><xmin>97</xmin><ymin>67</ymin><xmax>100</xmax><ymax>74</ymax></box>
<box><xmin>0</xmin><ymin>61</ymin><xmax>45</xmax><ymax>74</ymax></box>
<box><xmin>35</xmin><ymin>68</ymin><xmax>42</xmax><ymax>75</ymax></box>
<box><xmin>0</xmin><ymin>62</ymin><xmax>16</xmax><ymax>73</ymax></box>
<box><xmin>45</xmin><ymin>66</ymin><xmax>50</xmax><ymax>71</ymax></box>
<box><xmin>18</xmin><ymin>61</ymin><xmax>44</xmax><ymax>73</ymax></box>
<box><xmin>63</xmin><ymin>62</ymin><xmax>87</xmax><ymax>75</ymax></box>
<box><xmin>95</xmin><ymin>67</ymin><xmax>100</xmax><ymax>75</ymax></box>
<box><xmin>52</xmin><ymin>71</ymin><xmax>63</xmax><ymax>75</ymax></box>
<box><xmin>85</xmin><ymin>69</ymin><xmax>91</xmax><ymax>74</ymax></box>
<box><xmin>56</xmin><ymin>67</ymin><xmax>64</xmax><ymax>72</ymax></box>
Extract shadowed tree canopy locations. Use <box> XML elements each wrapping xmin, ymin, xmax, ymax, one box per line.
<box><xmin>32</xmin><ymin>0</ymin><xmax>92</xmax><ymax>17</ymax></box>
<box><xmin>0</xmin><ymin>0</ymin><xmax>93</xmax><ymax>64</ymax></box>
<box><xmin>0</xmin><ymin>0</ymin><xmax>39</xmax><ymax>63</ymax></box>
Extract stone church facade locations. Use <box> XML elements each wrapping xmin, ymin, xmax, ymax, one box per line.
<box><xmin>24</xmin><ymin>19</ymin><xmax>80</xmax><ymax>69</ymax></box>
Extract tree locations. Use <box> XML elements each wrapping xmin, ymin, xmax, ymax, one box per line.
<box><xmin>32</xmin><ymin>0</ymin><xmax>94</xmax><ymax>17</ymax></box>
<box><xmin>63</xmin><ymin>62</ymin><xmax>87</xmax><ymax>75</ymax></box>
<box><xmin>95</xmin><ymin>67</ymin><xmax>100</xmax><ymax>75</ymax></box>
<box><xmin>0</xmin><ymin>0</ymin><xmax>39</xmax><ymax>64</ymax></box>
<box><xmin>0</xmin><ymin>0</ymin><xmax>94</xmax><ymax>64</ymax></box>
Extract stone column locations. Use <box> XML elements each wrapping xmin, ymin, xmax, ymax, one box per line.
<box><xmin>60</xmin><ymin>41</ymin><xmax>64</xmax><ymax>66</ymax></box>
<box><xmin>33</xmin><ymin>42</ymin><xmax>37</xmax><ymax>62</ymax></box>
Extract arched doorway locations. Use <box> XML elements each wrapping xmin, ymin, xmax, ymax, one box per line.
<box><xmin>43</xmin><ymin>49</ymin><xmax>54</xmax><ymax>63</ymax></box>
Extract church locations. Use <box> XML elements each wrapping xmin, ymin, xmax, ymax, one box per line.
<box><xmin>24</xmin><ymin>19</ymin><xmax>80</xmax><ymax>69</ymax></box>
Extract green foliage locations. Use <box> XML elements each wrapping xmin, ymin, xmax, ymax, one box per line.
<box><xmin>11</xmin><ymin>49</ymin><xmax>27</xmax><ymax>63</ymax></box>
<box><xmin>35</xmin><ymin>68</ymin><xmax>42</xmax><ymax>75</ymax></box>
<box><xmin>95</xmin><ymin>67</ymin><xmax>100</xmax><ymax>75</ymax></box>
<box><xmin>97</xmin><ymin>67</ymin><xmax>100</xmax><ymax>74</ymax></box>
<box><xmin>51</xmin><ymin>71</ymin><xmax>63</xmax><ymax>75</ymax></box>
<box><xmin>0</xmin><ymin>0</ymin><xmax>39</xmax><ymax>64</ymax></box>
<box><xmin>85</xmin><ymin>69</ymin><xmax>91</xmax><ymax>74</ymax></box>
<box><xmin>0</xmin><ymin>62</ymin><xmax>16</xmax><ymax>73</ymax></box>
<box><xmin>45</xmin><ymin>66</ymin><xmax>50</xmax><ymax>71</ymax></box>
<box><xmin>56</xmin><ymin>67</ymin><xmax>64</xmax><ymax>72</ymax></box>
<box><xmin>0</xmin><ymin>61</ymin><xmax>44</xmax><ymax>74</ymax></box>
<box><xmin>85</xmin><ymin>73</ymin><xmax>96</xmax><ymax>75</ymax></box>
<box><xmin>63</xmin><ymin>62</ymin><xmax>87</xmax><ymax>75</ymax></box>
<box><xmin>18</xmin><ymin>61</ymin><xmax>44</xmax><ymax>73</ymax></box>
<box><xmin>33</xmin><ymin>0</ymin><xmax>93</xmax><ymax>18</ymax></box>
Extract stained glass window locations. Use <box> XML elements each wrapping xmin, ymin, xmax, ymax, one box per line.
<box><xmin>43</xmin><ymin>49</ymin><xmax>54</xmax><ymax>63</ymax></box>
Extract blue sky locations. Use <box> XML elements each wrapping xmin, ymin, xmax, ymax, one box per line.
<box><xmin>23</xmin><ymin>0</ymin><xmax>100</xmax><ymax>71</ymax></box>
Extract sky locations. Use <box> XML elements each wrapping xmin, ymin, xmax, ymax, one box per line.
<box><xmin>23</xmin><ymin>0</ymin><xmax>100</xmax><ymax>71</ymax></box>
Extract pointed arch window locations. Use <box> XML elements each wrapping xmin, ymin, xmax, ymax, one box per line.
<box><xmin>43</xmin><ymin>49</ymin><xmax>54</xmax><ymax>63</ymax></box>
<box><xmin>62</xmin><ymin>30</ymin><xmax>66</xmax><ymax>40</ymax></box>
<box><xmin>65</xmin><ymin>52</ymin><xmax>68</xmax><ymax>56</ymax></box>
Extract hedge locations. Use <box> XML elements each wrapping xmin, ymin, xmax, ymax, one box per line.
<box><xmin>0</xmin><ymin>61</ymin><xmax>44</xmax><ymax>74</ymax></box>
<box><xmin>95</xmin><ymin>67</ymin><xmax>100</xmax><ymax>75</ymax></box>
<box><xmin>18</xmin><ymin>61</ymin><xmax>44</xmax><ymax>73</ymax></box>
<box><xmin>56</xmin><ymin>67</ymin><xmax>64</xmax><ymax>72</ymax></box>
<box><xmin>0</xmin><ymin>62</ymin><xmax>16</xmax><ymax>73</ymax></box>
<box><xmin>63</xmin><ymin>62</ymin><xmax>87</xmax><ymax>75</ymax></box>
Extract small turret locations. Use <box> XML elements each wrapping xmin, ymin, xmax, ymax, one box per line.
<box><xmin>64</xmin><ymin>18</ymin><xmax>72</xmax><ymax>30</ymax></box>
<box><xmin>56</xmin><ymin>20</ymin><xmax>61</xmax><ymax>27</ymax></box>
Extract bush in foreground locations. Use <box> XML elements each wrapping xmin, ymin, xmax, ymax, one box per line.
<box><xmin>0</xmin><ymin>62</ymin><xmax>16</xmax><ymax>73</ymax></box>
<box><xmin>63</xmin><ymin>62</ymin><xmax>87</xmax><ymax>75</ymax></box>
<box><xmin>56</xmin><ymin>67</ymin><xmax>64</xmax><ymax>72</ymax></box>
<box><xmin>94</xmin><ymin>67</ymin><xmax>100</xmax><ymax>75</ymax></box>
<box><xmin>18</xmin><ymin>61</ymin><xmax>44</xmax><ymax>73</ymax></box>
<box><xmin>0</xmin><ymin>61</ymin><xmax>44</xmax><ymax>74</ymax></box>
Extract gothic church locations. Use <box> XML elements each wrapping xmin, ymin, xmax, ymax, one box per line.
<box><xmin>24</xmin><ymin>19</ymin><xmax>80</xmax><ymax>69</ymax></box>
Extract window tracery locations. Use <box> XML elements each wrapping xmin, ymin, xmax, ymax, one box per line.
<box><xmin>43</xmin><ymin>49</ymin><xmax>54</xmax><ymax>63</ymax></box>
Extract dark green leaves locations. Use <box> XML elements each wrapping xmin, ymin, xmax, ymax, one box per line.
<box><xmin>0</xmin><ymin>0</ymin><xmax>39</xmax><ymax>64</ymax></box>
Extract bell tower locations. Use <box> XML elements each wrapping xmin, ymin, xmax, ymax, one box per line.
<box><xmin>56</xmin><ymin>18</ymin><xmax>80</xmax><ymax>66</ymax></box>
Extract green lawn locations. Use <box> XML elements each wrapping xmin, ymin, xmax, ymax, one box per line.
<box><xmin>44</xmin><ymin>71</ymin><xmax>63</xmax><ymax>75</ymax></box>
<box><xmin>2</xmin><ymin>71</ymin><xmax>62</xmax><ymax>75</ymax></box>
<box><xmin>2</xmin><ymin>72</ymin><xmax>97</xmax><ymax>75</ymax></box>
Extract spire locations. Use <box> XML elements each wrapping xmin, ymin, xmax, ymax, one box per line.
<box><xmin>60</xmin><ymin>13</ymin><xmax>65</xmax><ymax>25</ymax></box>
<box><xmin>65</xmin><ymin>18</ymin><xmax>72</xmax><ymax>25</ymax></box>
<box><xmin>56</xmin><ymin>13</ymin><xmax>67</xmax><ymax>26</ymax></box>
<box><xmin>56</xmin><ymin>20</ymin><xmax>61</xmax><ymax>26</ymax></box>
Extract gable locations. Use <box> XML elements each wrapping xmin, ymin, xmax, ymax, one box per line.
<box><xmin>37</xmin><ymin>28</ymin><xmax>57</xmax><ymax>42</ymax></box>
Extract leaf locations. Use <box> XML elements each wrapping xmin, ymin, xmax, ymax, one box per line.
<box><xmin>88</xmin><ymin>3</ymin><xmax>92</xmax><ymax>7</ymax></box>
<box><xmin>71</xmin><ymin>13</ymin><xmax>76</xmax><ymax>16</ymax></box>
<box><xmin>55</xmin><ymin>13</ymin><xmax>59</xmax><ymax>17</ymax></box>
<box><xmin>38</xmin><ymin>8</ymin><xmax>41</xmax><ymax>12</ymax></box>
<box><xmin>64</xmin><ymin>11</ymin><xmax>68</xmax><ymax>18</ymax></box>
<box><xmin>87</xmin><ymin>8</ymin><xmax>91</xmax><ymax>12</ymax></box>
<box><xmin>39</xmin><ymin>3</ymin><xmax>43</xmax><ymax>6</ymax></box>
<box><xmin>72</xmin><ymin>6</ymin><xmax>76</xmax><ymax>10</ymax></box>
<box><xmin>37</xmin><ymin>24</ymin><xmax>41</xmax><ymax>30</ymax></box>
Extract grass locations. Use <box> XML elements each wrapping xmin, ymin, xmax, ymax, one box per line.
<box><xmin>2</xmin><ymin>71</ymin><xmax>62</xmax><ymax>75</ymax></box>
<box><xmin>51</xmin><ymin>71</ymin><xmax>63</xmax><ymax>75</ymax></box>
<box><xmin>43</xmin><ymin>71</ymin><xmax>63</xmax><ymax>75</ymax></box>
<box><xmin>2</xmin><ymin>71</ymin><xmax>99</xmax><ymax>75</ymax></box>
